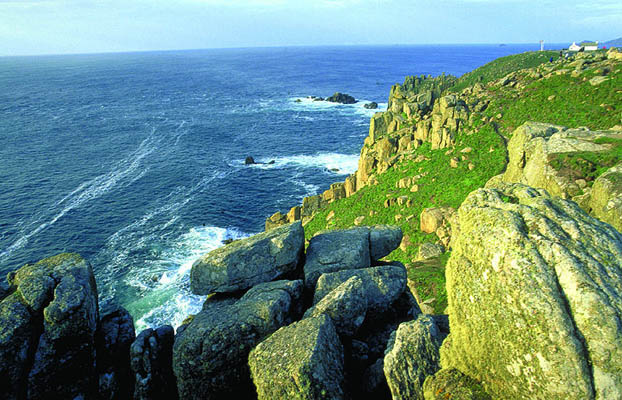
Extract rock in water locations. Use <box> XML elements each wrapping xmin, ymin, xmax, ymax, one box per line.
<box><xmin>441</xmin><ymin>182</ymin><xmax>622</xmax><ymax>399</ymax></box>
<box><xmin>383</xmin><ymin>315</ymin><xmax>443</xmax><ymax>400</ymax></box>
<box><xmin>244</xmin><ymin>156</ymin><xmax>255</xmax><ymax>165</ymax></box>
<box><xmin>190</xmin><ymin>221</ymin><xmax>304</xmax><ymax>295</ymax></box>
<box><xmin>130</xmin><ymin>325</ymin><xmax>177</xmax><ymax>400</ymax></box>
<box><xmin>303</xmin><ymin>276</ymin><xmax>367</xmax><ymax>337</ymax></box>
<box><xmin>173</xmin><ymin>280</ymin><xmax>303</xmax><ymax>399</ymax></box>
<box><xmin>325</xmin><ymin>92</ymin><xmax>356</xmax><ymax>104</ymax></box>
<box><xmin>248</xmin><ymin>314</ymin><xmax>346</xmax><ymax>400</ymax></box>
<box><xmin>364</xmin><ymin>102</ymin><xmax>379</xmax><ymax>109</ymax></box>
<box><xmin>0</xmin><ymin>253</ymin><xmax>100</xmax><ymax>400</ymax></box>
<box><xmin>96</xmin><ymin>307</ymin><xmax>136</xmax><ymax>400</ymax></box>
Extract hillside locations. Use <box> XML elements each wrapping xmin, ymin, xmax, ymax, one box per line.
<box><xmin>267</xmin><ymin>48</ymin><xmax>622</xmax><ymax>314</ymax></box>
<box><xmin>605</xmin><ymin>37</ymin><xmax>622</xmax><ymax>47</ymax></box>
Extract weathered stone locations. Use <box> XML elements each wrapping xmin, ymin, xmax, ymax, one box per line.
<box><xmin>265</xmin><ymin>211</ymin><xmax>288</xmax><ymax>231</ymax></box>
<box><xmin>249</xmin><ymin>315</ymin><xmax>345</xmax><ymax>400</ymax></box>
<box><xmin>96</xmin><ymin>307</ymin><xmax>135</xmax><ymax>400</ymax></box>
<box><xmin>313</xmin><ymin>264</ymin><xmax>411</xmax><ymax>318</ymax></box>
<box><xmin>287</xmin><ymin>205</ymin><xmax>301</xmax><ymax>223</ymax></box>
<box><xmin>442</xmin><ymin>183</ymin><xmax>622</xmax><ymax>399</ymax></box>
<box><xmin>11</xmin><ymin>254</ymin><xmax>100</xmax><ymax>400</ymax></box>
<box><xmin>384</xmin><ymin>315</ymin><xmax>443</xmax><ymax>400</ymax></box>
<box><xmin>191</xmin><ymin>221</ymin><xmax>304</xmax><ymax>294</ymax></box>
<box><xmin>423</xmin><ymin>368</ymin><xmax>491</xmax><ymax>400</ymax></box>
<box><xmin>420</xmin><ymin>207</ymin><xmax>455</xmax><ymax>234</ymax></box>
<box><xmin>304</xmin><ymin>276</ymin><xmax>367</xmax><ymax>337</ymax></box>
<box><xmin>326</xmin><ymin>92</ymin><xmax>356</xmax><ymax>104</ymax></box>
<box><xmin>417</xmin><ymin>242</ymin><xmax>444</xmax><ymax>260</ymax></box>
<box><xmin>502</xmin><ymin>121</ymin><xmax>622</xmax><ymax>231</ymax></box>
<box><xmin>369</xmin><ymin>225</ymin><xmax>403</xmax><ymax>261</ymax></box>
<box><xmin>304</xmin><ymin>227</ymin><xmax>370</xmax><ymax>289</ymax></box>
<box><xmin>173</xmin><ymin>280</ymin><xmax>303</xmax><ymax>399</ymax></box>
<box><xmin>131</xmin><ymin>325</ymin><xmax>177</xmax><ymax>400</ymax></box>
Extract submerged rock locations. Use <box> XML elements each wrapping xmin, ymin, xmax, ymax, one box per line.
<box><xmin>191</xmin><ymin>221</ymin><xmax>304</xmax><ymax>295</ymax></box>
<box><xmin>249</xmin><ymin>314</ymin><xmax>345</xmax><ymax>400</ymax></box>
<box><xmin>442</xmin><ymin>182</ymin><xmax>622</xmax><ymax>399</ymax></box>
<box><xmin>364</xmin><ymin>102</ymin><xmax>379</xmax><ymax>109</ymax></box>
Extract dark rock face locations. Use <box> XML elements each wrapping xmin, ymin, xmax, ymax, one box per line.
<box><xmin>173</xmin><ymin>280</ymin><xmax>303</xmax><ymax>400</ymax></box>
<box><xmin>364</xmin><ymin>102</ymin><xmax>379</xmax><ymax>109</ymax></box>
<box><xmin>130</xmin><ymin>325</ymin><xmax>177</xmax><ymax>400</ymax></box>
<box><xmin>326</xmin><ymin>92</ymin><xmax>357</xmax><ymax>104</ymax></box>
<box><xmin>96</xmin><ymin>307</ymin><xmax>136</xmax><ymax>400</ymax></box>
<box><xmin>0</xmin><ymin>253</ymin><xmax>100</xmax><ymax>400</ymax></box>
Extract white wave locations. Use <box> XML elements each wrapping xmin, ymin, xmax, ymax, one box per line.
<box><xmin>248</xmin><ymin>152</ymin><xmax>359</xmax><ymax>175</ymax></box>
<box><xmin>131</xmin><ymin>225</ymin><xmax>249</xmax><ymax>332</ymax></box>
<box><xmin>289</xmin><ymin>96</ymin><xmax>387</xmax><ymax>118</ymax></box>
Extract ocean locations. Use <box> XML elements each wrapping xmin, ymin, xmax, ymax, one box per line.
<box><xmin>0</xmin><ymin>44</ymin><xmax>540</xmax><ymax>331</ymax></box>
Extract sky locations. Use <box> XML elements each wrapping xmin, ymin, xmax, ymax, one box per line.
<box><xmin>0</xmin><ymin>0</ymin><xmax>620</xmax><ymax>56</ymax></box>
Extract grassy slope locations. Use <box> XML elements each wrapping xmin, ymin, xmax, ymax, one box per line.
<box><xmin>303</xmin><ymin>51</ymin><xmax>621</xmax><ymax>314</ymax></box>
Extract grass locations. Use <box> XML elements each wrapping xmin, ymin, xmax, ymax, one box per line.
<box><xmin>548</xmin><ymin>137</ymin><xmax>622</xmax><ymax>183</ymax></box>
<box><xmin>449</xmin><ymin>50</ymin><xmax>558</xmax><ymax>93</ymax></box>
<box><xmin>303</xmin><ymin>124</ymin><xmax>507</xmax><ymax>313</ymax></box>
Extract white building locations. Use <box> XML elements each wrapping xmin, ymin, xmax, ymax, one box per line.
<box><xmin>569</xmin><ymin>42</ymin><xmax>581</xmax><ymax>51</ymax></box>
<box><xmin>569</xmin><ymin>41</ymin><xmax>599</xmax><ymax>52</ymax></box>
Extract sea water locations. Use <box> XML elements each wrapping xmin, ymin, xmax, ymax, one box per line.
<box><xmin>0</xmin><ymin>44</ymin><xmax>540</xmax><ymax>331</ymax></box>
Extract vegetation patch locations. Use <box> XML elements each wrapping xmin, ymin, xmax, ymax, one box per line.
<box><xmin>548</xmin><ymin>137</ymin><xmax>622</xmax><ymax>183</ymax></box>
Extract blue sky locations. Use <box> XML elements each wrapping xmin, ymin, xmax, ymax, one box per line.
<box><xmin>0</xmin><ymin>0</ymin><xmax>620</xmax><ymax>56</ymax></box>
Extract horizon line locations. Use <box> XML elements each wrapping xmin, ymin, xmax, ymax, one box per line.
<box><xmin>0</xmin><ymin>41</ymin><xmax>571</xmax><ymax>59</ymax></box>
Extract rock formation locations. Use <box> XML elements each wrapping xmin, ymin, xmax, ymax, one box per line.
<box><xmin>441</xmin><ymin>182</ymin><xmax>622</xmax><ymax>399</ymax></box>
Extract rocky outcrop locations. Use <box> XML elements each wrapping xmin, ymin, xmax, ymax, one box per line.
<box><xmin>173</xmin><ymin>280</ymin><xmax>303</xmax><ymax>399</ymax></box>
<box><xmin>419</xmin><ymin>207</ymin><xmax>456</xmax><ymax>248</ymax></box>
<box><xmin>96</xmin><ymin>307</ymin><xmax>135</xmax><ymax>400</ymax></box>
<box><xmin>130</xmin><ymin>325</ymin><xmax>177</xmax><ymax>400</ymax></box>
<box><xmin>0</xmin><ymin>253</ymin><xmax>100</xmax><ymax>400</ymax></box>
<box><xmin>303</xmin><ymin>225</ymin><xmax>402</xmax><ymax>289</ymax></box>
<box><xmin>441</xmin><ymin>182</ymin><xmax>622</xmax><ymax>399</ymax></box>
<box><xmin>313</xmin><ymin>264</ymin><xmax>410</xmax><ymax>318</ymax></box>
<box><xmin>364</xmin><ymin>102</ymin><xmax>379</xmax><ymax>109</ymax></box>
<box><xmin>303</xmin><ymin>276</ymin><xmax>367</xmax><ymax>337</ymax></box>
<box><xmin>191</xmin><ymin>221</ymin><xmax>304</xmax><ymax>294</ymax></box>
<box><xmin>326</xmin><ymin>92</ymin><xmax>356</xmax><ymax>104</ymax></box>
<box><xmin>502</xmin><ymin>121</ymin><xmax>622</xmax><ymax>231</ymax></box>
<box><xmin>384</xmin><ymin>315</ymin><xmax>444</xmax><ymax>400</ymax></box>
<box><xmin>249</xmin><ymin>314</ymin><xmax>346</xmax><ymax>400</ymax></box>
<box><xmin>422</xmin><ymin>368</ymin><xmax>491</xmax><ymax>400</ymax></box>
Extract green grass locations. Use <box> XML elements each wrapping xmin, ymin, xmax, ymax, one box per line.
<box><xmin>548</xmin><ymin>137</ymin><xmax>622</xmax><ymax>183</ymax></box>
<box><xmin>449</xmin><ymin>50</ymin><xmax>558</xmax><ymax>93</ymax></box>
<box><xmin>303</xmin><ymin>124</ymin><xmax>507</xmax><ymax>313</ymax></box>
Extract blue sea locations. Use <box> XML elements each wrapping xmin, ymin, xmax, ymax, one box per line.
<box><xmin>0</xmin><ymin>44</ymin><xmax>540</xmax><ymax>331</ymax></box>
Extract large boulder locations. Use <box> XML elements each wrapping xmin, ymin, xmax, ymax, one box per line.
<box><xmin>303</xmin><ymin>276</ymin><xmax>367</xmax><ymax>337</ymax></box>
<box><xmin>130</xmin><ymin>325</ymin><xmax>177</xmax><ymax>400</ymax></box>
<box><xmin>502</xmin><ymin>121</ymin><xmax>622</xmax><ymax>231</ymax></box>
<box><xmin>304</xmin><ymin>226</ymin><xmax>402</xmax><ymax>289</ymax></box>
<box><xmin>313</xmin><ymin>264</ymin><xmax>411</xmax><ymax>319</ymax></box>
<box><xmin>191</xmin><ymin>221</ymin><xmax>304</xmax><ymax>295</ymax></box>
<box><xmin>248</xmin><ymin>314</ymin><xmax>345</xmax><ymax>400</ymax></box>
<box><xmin>422</xmin><ymin>368</ymin><xmax>491</xmax><ymax>400</ymax></box>
<box><xmin>384</xmin><ymin>315</ymin><xmax>443</xmax><ymax>400</ymax></box>
<box><xmin>96</xmin><ymin>307</ymin><xmax>136</xmax><ymax>400</ymax></box>
<box><xmin>442</xmin><ymin>182</ymin><xmax>622</xmax><ymax>399</ymax></box>
<box><xmin>173</xmin><ymin>280</ymin><xmax>303</xmax><ymax>399</ymax></box>
<box><xmin>0</xmin><ymin>253</ymin><xmax>99</xmax><ymax>400</ymax></box>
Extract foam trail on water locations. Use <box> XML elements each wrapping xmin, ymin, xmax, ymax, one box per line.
<box><xmin>0</xmin><ymin>128</ymin><xmax>161</xmax><ymax>261</ymax></box>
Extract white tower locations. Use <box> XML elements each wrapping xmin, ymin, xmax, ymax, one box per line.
<box><xmin>540</xmin><ymin>40</ymin><xmax>545</xmax><ymax>51</ymax></box>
